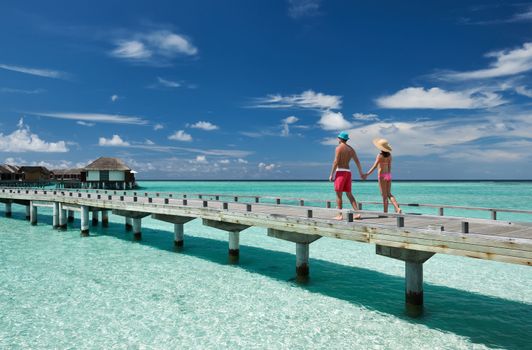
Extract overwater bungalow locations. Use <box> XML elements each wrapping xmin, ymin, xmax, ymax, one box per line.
<box><xmin>81</xmin><ymin>157</ymin><xmax>136</xmax><ymax>189</ymax></box>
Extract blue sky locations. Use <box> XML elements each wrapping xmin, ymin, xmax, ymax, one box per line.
<box><xmin>0</xmin><ymin>0</ymin><xmax>531</xmax><ymax>179</ymax></box>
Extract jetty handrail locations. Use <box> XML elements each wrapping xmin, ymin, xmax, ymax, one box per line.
<box><xmin>2</xmin><ymin>187</ymin><xmax>532</xmax><ymax>218</ymax></box>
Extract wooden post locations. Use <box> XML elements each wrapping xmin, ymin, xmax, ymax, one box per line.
<box><xmin>358</xmin><ymin>203</ymin><xmax>363</xmax><ymax>210</ymax></box>
<box><xmin>397</xmin><ymin>216</ymin><xmax>405</xmax><ymax>228</ymax></box>
<box><xmin>234</xmin><ymin>196</ymin><xmax>238</xmax><ymax>202</ymax></box>
<box><xmin>228</xmin><ymin>231</ymin><xmax>239</xmax><ymax>263</ymax></box>
<box><xmin>491</xmin><ymin>210</ymin><xmax>497</xmax><ymax>220</ymax></box>
<box><xmin>80</xmin><ymin>205</ymin><xmax>89</xmax><ymax>236</ymax></box>
<box><xmin>326</xmin><ymin>201</ymin><xmax>331</xmax><ymax>209</ymax></box>
<box><xmin>296</xmin><ymin>242</ymin><xmax>310</xmax><ymax>281</ymax></box>
<box><xmin>68</xmin><ymin>210</ymin><xmax>74</xmax><ymax>223</ymax></box>
<box><xmin>405</xmin><ymin>261</ymin><xmax>424</xmax><ymax>316</ymax></box>
<box><xmin>102</xmin><ymin>210</ymin><xmax>109</xmax><ymax>227</ymax></box>
<box><xmin>307</xmin><ymin>210</ymin><xmax>313</xmax><ymax>218</ymax></box>
<box><xmin>133</xmin><ymin>218</ymin><xmax>142</xmax><ymax>240</ymax></box>
<box><xmin>174</xmin><ymin>223</ymin><xmax>184</xmax><ymax>247</ymax></box>
<box><xmin>203</xmin><ymin>200</ymin><xmax>208</xmax><ymax>208</ymax></box>
<box><xmin>182</xmin><ymin>199</ymin><xmax>188</xmax><ymax>206</ymax></box>
<box><xmin>223</xmin><ymin>202</ymin><xmax>228</xmax><ymax>210</ymax></box>
<box><xmin>299</xmin><ymin>199</ymin><xmax>304</xmax><ymax>206</ymax></box>
<box><xmin>125</xmin><ymin>217</ymin><xmax>133</xmax><ymax>231</ymax></box>
<box><xmin>59</xmin><ymin>204</ymin><xmax>67</xmax><ymax>230</ymax></box>
<box><xmin>461</xmin><ymin>221</ymin><xmax>469</xmax><ymax>233</ymax></box>
<box><xmin>276</xmin><ymin>198</ymin><xmax>281</xmax><ymax>205</ymax></box>
<box><xmin>347</xmin><ymin>212</ymin><xmax>354</xmax><ymax>222</ymax></box>
<box><xmin>438</xmin><ymin>208</ymin><xmax>444</xmax><ymax>216</ymax></box>
<box><xmin>255</xmin><ymin>197</ymin><xmax>259</xmax><ymax>203</ymax></box>
<box><xmin>246</xmin><ymin>204</ymin><xmax>252</xmax><ymax>212</ymax></box>
<box><xmin>25</xmin><ymin>205</ymin><xmax>30</xmax><ymax>220</ymax></box>
<box><xmin>53</xmin><ymin>202</ymin><xmax>60</xmax><ymax>229</ymax></box>
<box><xmin>92</xmin><ymin>209</ymin><xmax>99</xmax><ymax>226</ymax></box>
<box><xmin>5</xmin><ymin>202</ymin><xmax>12</xmax><ymax>217</ymax></box>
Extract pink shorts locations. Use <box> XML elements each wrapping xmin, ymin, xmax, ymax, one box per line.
<box><xmin>334</xmin><ymin>171</ymin><xmax>352</xmax><ymax>192</ymax></box>
<box><xmin>379</xmin><ymin>173</ymin><xmax>392</xmax><ymax>181</ymax></box>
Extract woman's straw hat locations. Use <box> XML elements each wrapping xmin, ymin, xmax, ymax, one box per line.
<box><xmin>372</xmin><ymin>138</ymin><xmax>392</xmax><ymax>153</ymax></box>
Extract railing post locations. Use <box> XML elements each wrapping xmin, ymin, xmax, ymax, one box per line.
<box><xmin>461</xmin><ymin>221</ymin><xmax>469</xmax><ymax>233</ymax></box>
<box><xmin>397</xmin><ymin>216</ymin><xmax>405</xmax><ymax>228</ymax></box>
<box><xmin>438</xmin><ymin>207</ymin><xmax>444</xmax><ymax>216</ymax></box>
<box><xmin>491</xmin><ymin>210</ymin><xmax>497</xmax><ymax>220</ymax></box>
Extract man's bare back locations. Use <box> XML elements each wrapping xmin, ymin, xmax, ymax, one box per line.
<box><xmin>335</xmin><ymin>143</ymin><xmax>356</xmax><ymax>169</ymax></box>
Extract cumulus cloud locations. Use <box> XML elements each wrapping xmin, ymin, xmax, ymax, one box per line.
<box><xmin>376</xmin><ymin>87</ymin><xmax>506</xmax><ymax>109</ymax></box>
<box><xmin>515</xmin><ymin>85</ymin><xmax>532</xmax><ymax>98</ymax></box>
<box><xmin>237</xmin><ymin>158</ymin><xmax>248</xmax><ymax>164</ymax></box>
<box><xmin>253</xmin><ymin>90</ymin><xmax>342</xmax><ymax>110</ymax></box>
<box><xmin>0</xmin><ymin>63</ymin><xmax>69</xmax><ymax>79</ymax></box>
<box><xmin>168</xmin><ymin>130</ymin><xmax>192</xmax><ymax>142</ymax></box>
<box><xmin>153</xmin><ymin>123</ymin><xmax>164</xmax><ymax>130</ymax></box>
<box><xmin>192</xmin><ymin>155</ymin><xmax>207</xmax><ymax>164</ymax></box>
<box><xmin>441</xmin><ymin>42</ymin><xmax>532</xmax><ymax>80</ymax></box>
<box><xmin>110</xmin><ymin>30</ymin><xmax>198</xmax><ymax>64</ymax></box>
<box><xmin>27</xmin><ymin>112</ymin><xmax>148</xmax><ymax>125</ymax></box>
<box><xmin>111</xmin><ymin>94</ymin><xmax>119</xmax><ymax>102</ymax></box>
<box><xmin>318</xmin><ymin>111</ymin><xmax>353</xmax><ymax>130</ymax></box>
<box><xmin>189</xmin><ymin>121</ymin><xmax>219</xmax><ymax>131</ymax></box>
<box><xmin>98</xmin><ymin>134</ymin><xmax>130</xmax><ymax>146</ymax></box>
<box><xmin>258</xmin><ymin>162</ymin><xmax>278</xmax><ymax>171</ymax></box>
<box><xmin>0</xmin><ymin>119</ymin><xmax>68</xmax><ymax>152</ymax></box>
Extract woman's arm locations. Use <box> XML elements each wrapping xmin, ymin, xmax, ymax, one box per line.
<box><xmin>365</xmin><ymin>155</ymin><xmax>380</xmax><ymax>176</ymax></box>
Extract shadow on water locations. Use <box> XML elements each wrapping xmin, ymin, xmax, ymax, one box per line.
<box><xmin>7</xmin><ymin>212</ymin><xmax>532</xmax><ymax>350</ymax></box>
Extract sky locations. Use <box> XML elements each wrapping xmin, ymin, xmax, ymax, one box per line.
<box><xmin>0</xmin><ymin>0</ymin><xmax>531</xmax><ymax>180</ymax></box>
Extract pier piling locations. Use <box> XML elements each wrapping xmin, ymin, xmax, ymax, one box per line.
<box><xmin>80</xmin><ymin>205</ymin><xmax>89</xmax><ymax>236</ymax></box>
<box><xmin>25</xmin><ymin>205</ymin><xmax>30</xmax><ymax>220</ymax></box>
<box><xmin>59</xmin><ymin>204</ymin><xmax>67</xmax><ymax>230</ymax></box>
<box><xmin>92</xmin><ymin>209</ymin><xmax>99</xmax><ymax>226</ymax></box>
<box><xmin>125</xmin><ymin>217</ymin><xmax>133</xmax><ymax>231</ymax></box>
<box><xmin>53</xmin><ymin>202</ymin><xmax>60</xmax><ymax>229</ymax></box>
<box><xmin>102</xmin><ymin>210</ymin><xmax>109</xmax><ymax>227</ymax></box>
<box><xmin>132</xmin><ymin>218</ymin><xmax>142</xmax><ymax>240</ymax></box>
<box><xmin>296</xmin><ymin>242</ymin><xmax>309</xmax><ymax>279</ymax></box>
<box><xmin>174</xmin><ymin>223</ymin><xmax>184</xmax><ymax>247</ymax></box>
<box><xmin>68</xmin><ymin>210</ymin><xmax>74</xmax><ymax>223</ymax></box>
<box><xmin>5</xmin><ymin>202</ymin><xmax>12</xmax><ymax>217</ymax></box>
<box><xmin>30</xmin><ymin>202</ymin><xmax>37</xmax><ymax>225</ymax></box>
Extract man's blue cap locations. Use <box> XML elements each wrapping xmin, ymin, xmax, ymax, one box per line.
<box><xmin>337</xmin><ymin>131</ymin><xmax>349</xmax><ymax>141</ymax></box>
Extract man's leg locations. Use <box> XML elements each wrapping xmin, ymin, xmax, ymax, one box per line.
<box><xmin>346</xmin><ymin>192</ymin><xmax>362</xmax><ymax>219</ymax></box>
<box><xmin>334</xmin><ymin>191</ymin><xmax>344</xmax><ymax>220</ymax></box>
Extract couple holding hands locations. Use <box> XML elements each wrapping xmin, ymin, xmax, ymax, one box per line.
<box><xmin>328</xmin><ymin>131</ymin><xmax>401</xmax><ymax>220</ymax></box>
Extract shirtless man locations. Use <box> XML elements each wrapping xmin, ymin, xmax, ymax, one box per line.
<box><xmin>328</xmin><ymin>132</ymin><xmax>366</xmax><ymax>220</ymax></box>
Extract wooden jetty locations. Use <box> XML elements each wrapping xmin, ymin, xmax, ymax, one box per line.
<box><xmin>1</xmin><ymin>187</ymin><xmax>531</xmax><ymax>316</ymax></box>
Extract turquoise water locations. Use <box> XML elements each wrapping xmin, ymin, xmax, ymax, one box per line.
<box><xmin>0</xmin><ymin>181</ymin><xmax>531</xmax><ymax>349</ymax></box>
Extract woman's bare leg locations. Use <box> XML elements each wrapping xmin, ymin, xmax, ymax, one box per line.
<box><xmin>379</xmin><ymin>179</ymin><xmax>389</xmax><ymax>213</ymax></box>
<box><xmin>387</xmin><ymin>181</ymin><xmax>401</xmax><ymax>213</ymax></box>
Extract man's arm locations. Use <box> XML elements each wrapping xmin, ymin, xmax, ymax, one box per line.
<box><xmin>351</xmin><ymin>148</ymin><xmax>365</xmax><ymax>179</ymax></box>
<box><xmin>329</xmin><ymin>147</ymin><xmax>339</xmax><ymax>181</ymax></box>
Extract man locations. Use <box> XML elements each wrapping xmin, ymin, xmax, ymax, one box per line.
<box><xmin>328</xmin><ymin>132</ymin><xmax>366</xmax><ymax>220</ymax></box>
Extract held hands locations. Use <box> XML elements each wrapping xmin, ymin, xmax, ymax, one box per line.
<box><xmin>329</xmin><ymin>175</ymin><xmax>334</xmax><ymax>182</ymax></box>
<box><xmin>360</xmin><ymin>173</ymin><xmax>368</xmax><ymax>181</ymax></box>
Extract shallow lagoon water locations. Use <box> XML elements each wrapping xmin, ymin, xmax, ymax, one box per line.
<box><xmin>0</xmin><ymin>181</ymin><xmax>531</xmax><ymax>349</ymax></box>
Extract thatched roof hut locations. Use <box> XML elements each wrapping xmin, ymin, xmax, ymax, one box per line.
<box><xmin>84</xmin><ymin>157</ymin><xmax>131</xmax><ymax>171</ymax></box>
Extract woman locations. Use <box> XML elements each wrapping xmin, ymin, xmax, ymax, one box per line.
<box><xmin>365</xmin><ymin>138</ymin><xmax>401</xmax><ymax>213</ymax></box>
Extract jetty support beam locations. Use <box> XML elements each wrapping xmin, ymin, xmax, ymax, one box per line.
<box><xmin>202</xmin><ymin>219</ymin><xmax>250</xmax><ymax>263</ymax></box>
<box><xmin>151</xmin><ymin>214</ymin><xmax>195</xmax><ymax>247</ymax></box>
<box><xmin>112</xmin><ymin>210</ymin><xmax>150</xmax><ymax>240</ymax></box>
<box><xmin>80</xmin><ymin>205</ymin><xmax>89</xmax><ymax>237</ymax></box>
<box><xmin>53</xmin><ymin>202</ymin><xmax>60</xmax><ymax>229</ymax></box>
<box><xmin>376</xmin><ymin>245</ymin><xmax>434</xmax><ymax>316</ymax></box>
<box><xmin>5</xmin><ymin>201</ymin><xmax>12</xmax><ymax>217</ymax></box>
<box><xmin>30</xmin><ymin>201</ymin><xmax>38</xmax><ymax>225</ymax></box>
<box><xmin>59</xmin><ymin>204</ymin><xmax>67</xmax><ymax>230</ymax></box>
<box><xmin>92</xmin><ymin>209</ymin><xmax>99</xmax><ymax>226</ymax></box>
<box><xmin>102</xmin><ymin>210</ymin><xmax>109</xmax><ymax>227</ymax></box>
<box><xmin>68</xmin><ymin>210</ymin><xmax>74</xmax><ymax>223</ymax></box>
<box><xmin>26</xmin><ymin>205</ymin><xmax>30</xmax><ymax>220</ymax></box>
<box><xmin>125</xmin><ymin>217</ymin><xmax>132</xmax><ymax>231</ymax></box>
<box><xmin>267</xmin><ymin>228</ymin><xmax>321</xmax><ymax>281</ymax></box>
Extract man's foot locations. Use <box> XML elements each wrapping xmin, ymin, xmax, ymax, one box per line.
<box><xmin>334</xmin><ymin>214</ymin><xmax>343</xmax><ymax>220</ymax></box>
<box><xmin>396</xmin><ymin>208</ymin><xmax>402</xmax><ymax>214</ymax></box>
<box><xmin>354</xmin><ymin>214</ymin><xmax>362</xmax><ymax>220</ymax></box>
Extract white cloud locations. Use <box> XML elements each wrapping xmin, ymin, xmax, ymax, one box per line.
<box><xmin>441</xmin><ymin>42</ymin><xmax>532</xmax><ymax>80</ymax></box>
<box><xmin>0</xmin><ymin>63</ymin><xmax>69</xmax><ymax>79</ymax></box>
<box><xmin>27</xmin><ymin>112</ymin><xmax>148</xmax><ymax>125</ymax></box>
<box><xmin>168</xmin><ymin>130</ymin><xmax>192</xmax><ymax>142</ymax></box>
<box><xmin>288</xmin><ymin>0</ymin><xmax>321</xmax><ymax>19</ymax></box>
<box><xmin>376</xmin><ymin>87</ymin><xmax>506</xmax><ymax>109</ymax></box>
<box><xmin>76</xmin><ymin>121</ymin><xmax>95</xmax><ymax>127</ymax></box>
<box><xmin>189</xmin><ymin>121</ymin><xmax>219</xmax><ymax>131</ymax></box>
<box><xmin>253</xmin><ymin>90</ymin><xmax>342</xmax><ymax>110</ymax></box>
<box><xmin>218</xmin><ymin>159</ymin><xmax>230</xmax><ymax>164</ymax></box>
<box><xmin>0</xmin><ymin>119</ymin><xmax>68</xmax><ymax>153</ymax></box>
<box><xmin>318</xmin><ymin>111</ymin><xmax>353</xmax><ymax>130</ymax></box>
<box><xmin>157</xmin><ymin>77</ymin><xmax>180</xmax><ymax>88</ymax></box>
<box><xmin>281</xmin><ymin>115</ymin><xmax>299</xmax><ymax>136</ymax></box>
<box><xmin>193</xmin><ymin>155</ymin><xmax>207</xmax><ymax>164</ymax></box>
<box><xmin>515</xmin><ymin>85</ymin><xmax>532</xmax><ymax>98</ymax></box>
<box><xmin>153</xmin><ymin>123</ymin><xmax>164</xmax><ymax>130</ymax></box>
<box><xmin>237</xmin><ymin>158</ymin><xmax>248</xmax><ymax>164</ymax></box>
<box><xmin>145</xmin><ymin>139</ymin><xmax>155</xmax><ymax>145</ymax></box>
<box><xmin>0</xmin><ymin>87</ymin><xmax>45</xmax><ymax>94</ymax></box>
<box><xmin>110</xmin><ymin>30</ymin><xmax>198</xmax><ymax>64</ymax></box>
<box><xmin>258</xmin><ymin>162</ymin><xmax>278</xmax><ymax>171</ymax></box>
<box><xmin>353</xmin><ymin>113</ymin><xmax>379</xmax><ymax>121</ymax></box>
<box><xmin>98</xmin><ymin>135</ymin><xmax>130</xmax><ymax>147</ymax></box>
<box><xmin>321</xmin><ymin>113</ymin><xmax>532</xmax><ymax>162</ymax></box>
<box><xmin>111</xmin><ymin>94</ymin><xmax>119</xmax><ymax>102</ymax></box>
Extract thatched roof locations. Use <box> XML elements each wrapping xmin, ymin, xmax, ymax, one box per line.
<box><xmin>0</xmin><ymin>164</ymin><xmax>20</xmax><ymax>174</ymax></box>
<box><xmin>52</xmin><ymin>168</ymin><xmax>83</xmax><ymax>175</ymax></box>
<box><xmin>84</xmin><ymin>157</ymin><xmax>131</xmax><ymax>171</ymax></box>
<box><xmin>19</xmin><ymin>166</ymin><xmax>51</xmax><ymax>174</ymax></box>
